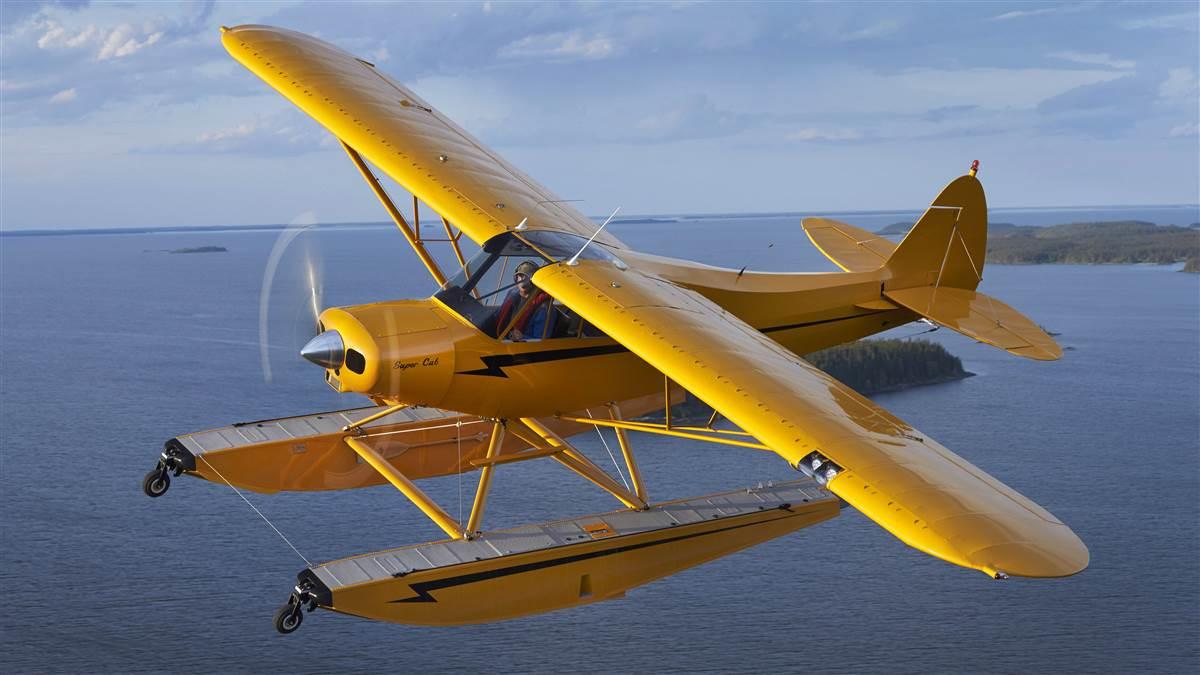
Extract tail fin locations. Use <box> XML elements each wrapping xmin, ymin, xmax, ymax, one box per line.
<box><xmin>884</xmin><ymin>174</ymin><xmax>987</xmax><ymax>292</ymax></box>
<box><xmin>881</xmin><ymin>167</ymin><xmax>1062</xmax><ymax>361</ymax></box>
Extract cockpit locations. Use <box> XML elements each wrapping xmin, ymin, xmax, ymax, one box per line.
<box><xmin>434</xmin><ymin>231</ymin><xmax>622</xmax><ymax>341</ymax></box>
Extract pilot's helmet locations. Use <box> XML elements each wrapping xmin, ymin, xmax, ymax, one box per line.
<box><xmin>514</xmin><ymin>260</ymin><xmax>539</xmax><ymax>280</ymax></box>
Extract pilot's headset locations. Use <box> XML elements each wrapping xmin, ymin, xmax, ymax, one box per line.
<box><xmin>514</xmin><ymin>260</ymin><xmax>539</xmax><ymax>286</ymax></box>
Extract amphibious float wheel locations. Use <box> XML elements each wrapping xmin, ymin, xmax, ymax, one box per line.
<box><xmin>142</xmin><ymin>469</ymin><xmax>170</xmax><ymax>498</ymax></box>
<box><xmin>273</xmin><ymin>603</ymin><xmax>303</xmax><ymax>634</ymax></box>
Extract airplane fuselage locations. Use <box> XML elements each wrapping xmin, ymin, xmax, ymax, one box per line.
<box><xmin>316</xmin><ymin>245</ymin><xmax>916</xmax><ymax>419</ymax></box>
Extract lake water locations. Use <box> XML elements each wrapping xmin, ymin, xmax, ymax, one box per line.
<box><xmin>1</xmin><ymin>211</ymin><xmax>1197</xmax><ymax>673</ymax></box>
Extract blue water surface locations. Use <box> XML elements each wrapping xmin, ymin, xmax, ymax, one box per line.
<box><xmin>1</xmin><ymin>212</ymin><xmax>1197</xmax><ymax>674</ymax></box>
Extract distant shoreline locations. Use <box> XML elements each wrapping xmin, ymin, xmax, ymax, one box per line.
<box><xmin>879</xmin><ymin>220</ymin><xmax>1199</xmax><ymax>266</ymax></box>
<box><xmin>3</xmin><ymin>204</ymin><xmax>1197</xmax><ymax>238</ymax></box>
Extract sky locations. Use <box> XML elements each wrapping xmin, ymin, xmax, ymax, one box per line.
<box><xmin>1</xmin><ymin>1</ymin><xmax>1198</xmax><ymax>231</ymax></box>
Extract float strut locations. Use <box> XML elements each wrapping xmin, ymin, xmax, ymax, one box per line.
<box><xmin>607</xmin><ymin>403</ymin><xmax>648</xmax><ymax>503</ymax></box>
<box><xmin>343</xmin><ymin>436</ymin><xmax>462</xmax><ymax>539</ymax></box>
<box><xmin>465</xmin><ymin>421</ymin><xmax>505</xmax><ymax>537</ymax></box>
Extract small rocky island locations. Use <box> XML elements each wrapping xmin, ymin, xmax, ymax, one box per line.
<box><xmin>143</xmin><ymin>245</ymin><xmax>229</xmax><ymax>254</ymax></box>
<box><xmin>657</xmin><ymin>339</ymin><xmax>972</xmax><ymax>423</ymax></box>
<box><xmin>879</xmin><ymin>220</ymin><xmax>1198</xmax><ymax>265</ymax></box>
<box><xmin>169</xmin><ymin>246</ymin><xmax>228</xmax><ymax>254</ymax></box>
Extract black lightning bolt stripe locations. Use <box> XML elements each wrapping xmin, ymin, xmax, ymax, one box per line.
<box><xmin>456</xmin><ymin>310</ymin><xmax>887</xmax><ymax>378</ymax></box>
<box><xmin>389</xmin><ymin>508</ymin><xmax>801</xmax><ymax>603</ymax></box>
<box><xmin>457</xmin><ymin>343</ymin><xmax>630</xmax><ymax>377</ymax></box>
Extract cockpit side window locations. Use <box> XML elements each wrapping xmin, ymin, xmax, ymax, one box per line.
<box><xmin>434</xmin><ymin>231</ymin><xmax>621</xmax><ymax>340</ymax></box>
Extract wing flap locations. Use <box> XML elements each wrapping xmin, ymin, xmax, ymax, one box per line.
<box><xmin>802</xmin><ymin>217</ymin><xmax>898</xmax><ymax>272</ymax></box>
<box><xmin>221</xmin><ymin>25</ymin><xmax>620</xmax><ymax>248</ymax></box>
<box><xmin>535</xmin><ymin>261</ymin><xmax>1087</xmax><ymax>578</ymax></box>
<box><xmin>884</xmin><ymin>286</ymin><xmax>1062</xmax><ymax>360</ymax></box>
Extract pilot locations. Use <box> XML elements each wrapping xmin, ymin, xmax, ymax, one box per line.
<box><xmin>496</xmin><ymin>260</ymin><xmax>553</xmax><ymax>340</ymax></box>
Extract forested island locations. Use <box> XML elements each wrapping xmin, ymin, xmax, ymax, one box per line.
<box><xmin>878</xmin><ymin>220</ymin><xmax>1198</xmax><ymax>265</ymax></box>
<box><xmin>805</xmin><ymin>338</ymin><xmax>973</xmax><ymax>393</ymax></box>
<box><xmin>658</xmin><ymin>339</ymin><xmax>972</xmax><ymax>422</ymax></box>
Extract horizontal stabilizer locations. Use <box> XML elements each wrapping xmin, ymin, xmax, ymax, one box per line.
<box><xmin>884</xmin><ymin>286</ymin><xmax>1062</xmax><ymax>361</ymax></box>
<box><xmin>802</xmin><ymin>218</ymin><xmax>897</xmax><ymax>272</ymax></box>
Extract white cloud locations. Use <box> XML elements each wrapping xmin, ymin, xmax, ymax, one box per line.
<box><xmin>1160</xmin><ymin>68</ymin><xmax>1198</xmax><ymax>100</ymax></box>
<box><xmin>1049</xmin><ymin>51</ymin><xmax>1135</xmax><ymax>70</ymax></box>
<box><xmin>890</xmin><ymin>67</ymin><xmax>1129</xmax><ymax>110</ymax></box>
<box><xmin>36</xmin><ymin>22</ymin><xmax>101</xmax><ymax>49</ymax></box>
<box><xmin>1120</xmin><ymin>12</ymin><xmax>1198</xmax><ymax>31</ymax></box>
<box><xmin>499</xmin><ymin>30</ymin><xmax>616</xmax><ymax>61</ymax></box>
<box><xmin>990</xmin><ymin>4</ymin><xmax>1091</xmax><ymax>21</ymax></box>
<box><xmin>1169</xmin><ymin>123</ymin><xmax>1198</xmax><ymax>137</ymax></box>
<box><xmin>35</xmin><ymin>19</ymin><xmax>164</xmax><ymax>60</ymax></box>
<box><xmin>154</xmin><ymin>118</ymin><xmax>335</xmax><ymax>156</ymax></box>
<box><xmin>96</xmin><ymin>24</ymin><xmax>164</xmax><ymax>60</ymax></box>
<box><xmin>48</xmin><ymin>88</ymin><xmax>77</xmax><ymax>104</ymax></box>
<box><xmin>632</xmin><ymin>93</ymin><xmax>750</xmax><ymax>141</ymax></box>
<box><xmin>1</xmin><ymin>79</ymin><xmax>40</xmax><ymax>92</ymax></box>
<box><xmin>786</xmin><ymin>127</ymin><xmax>862</xmax><ymax>142</ymax></box>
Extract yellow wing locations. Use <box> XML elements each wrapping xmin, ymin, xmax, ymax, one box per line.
<box><xmin>221</xmin><ymin>25</ymin><xmax>621</xmax><ymax>249</ymax></box>
<box><xmin>802</xmin><ymin>217</ymin><xmax>897</xmax><ymax>272</ymax></box>
<box><xmin>535</xmin><ymin>260</ymin><xmax>1088</xmax><ymax>579</ymax></box>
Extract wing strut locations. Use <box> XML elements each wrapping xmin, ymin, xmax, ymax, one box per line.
<box><xmin>509</xmin><ymin>418</ymin><xmax>646</xmax><ymax>510</ymax></box>
<box><xmin>558</xmin><ymin>414</ymin><xmax>771</xmax><ymax>451</ymax></box>
<box><xmin>340</xmin><ymin>141</ymin><xmax>448</xmax><ymax>286</ymax></box>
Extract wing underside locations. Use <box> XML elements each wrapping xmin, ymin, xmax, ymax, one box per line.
<box><xmin>221</xmin><ymin>25</ymin><xmax>621</xmax><ymax>249</ymax></box>
<box><xmin>534</xmin><ymin>260</ymin><xmax>1088</xmax><ymax>578</ymax></box>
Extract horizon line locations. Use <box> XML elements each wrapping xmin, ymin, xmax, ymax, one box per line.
<box><xmin>2</xmin><ymin>202</ymin><xmax>1197</xmax><ymax>236</ymax></box>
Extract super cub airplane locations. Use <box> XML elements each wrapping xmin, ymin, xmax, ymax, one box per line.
<box><xmin>144</xmin><ymin>25</ymin><xmax>1088</xmax><ymax>633</ymax></box>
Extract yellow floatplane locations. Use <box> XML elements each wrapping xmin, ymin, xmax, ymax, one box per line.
<box><xmin>144</xmin><ymin>25</ymin><xmax>1088</xmax><ymax>632</ymax></box>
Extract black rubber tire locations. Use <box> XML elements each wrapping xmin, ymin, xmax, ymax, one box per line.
<box><xmin>273</xmin><ymin>604</ymin><xmax>303</xmax><ymax>634</ymax></box>
<box><xmin>142</xmin><ymin>469</ymin><xmax>170</xmax><ymax>498</ymax></box>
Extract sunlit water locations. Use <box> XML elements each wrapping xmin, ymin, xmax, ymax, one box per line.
<box><xmin>1</xmin><ymin>211</ymin><xmax>1197</xmax><ymax>673</ymax></box>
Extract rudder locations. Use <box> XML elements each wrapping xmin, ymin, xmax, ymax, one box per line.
<box><xmin>884</xmin><ymin>172</ymin><xmax>987</xmax><ymax>291</ymax></box>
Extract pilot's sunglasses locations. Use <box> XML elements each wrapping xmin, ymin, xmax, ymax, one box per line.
<box><xmin>513</xmin><ymin>272</ymin><xmax>529</xmax><ymax>282</ymax></box>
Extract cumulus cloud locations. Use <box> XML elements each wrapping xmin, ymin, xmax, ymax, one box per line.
<box><xmin>499</xmin><ymin>30</ymin><xmax>616</xmax><ymax>60</ymax></box>
<box><xmin>1160</xmin><ymin>68</ymin><xmax>1198</xmax><ymax>100</ymax></box>
<box><xmin>48</xmin><ymin>87</ymin><xmax>77</xmax><ymax>104</ymax></box>
<box><xmin>1049</xmin><ymin>51</ymin><xmax>1135</xmax><ymax>70</ymax></box>
<box><xmin>97</xmin><ymin>25</ymin><xmax>164</xmax><ymax>60</ymax></box>
<box><xmin>35</xmin><ymin>19</ymin><xmax>165</xmax><ymax>60</ymax></box>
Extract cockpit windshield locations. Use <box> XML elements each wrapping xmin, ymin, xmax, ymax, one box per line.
<box><xmin>434</xmin><ymin>231</ymin><xmax>619</xmax><ymax>340</ymax></box>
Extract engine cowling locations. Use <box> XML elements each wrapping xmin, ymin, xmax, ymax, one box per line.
<box><xmin>305</xmin><ymin>300</ymin><xmax>456</xmax><ymax>406</ymax></box>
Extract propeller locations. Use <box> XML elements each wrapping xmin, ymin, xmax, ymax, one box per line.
<box><xmin>258</xmin><ymin>211</ymin><xmax>325</xmax><ymax>384</ymax></box>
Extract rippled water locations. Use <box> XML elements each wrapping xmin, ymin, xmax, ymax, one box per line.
<box><xmin>1</xmin><ymin>213</ymin><xmax>1197</xmax><ymax>673</ymax></box>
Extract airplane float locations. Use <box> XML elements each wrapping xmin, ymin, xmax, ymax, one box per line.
<box><xmin>143</xmin><ymin>25</ymin><xmax>1088</xmax><ymax>633</ymax></box>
